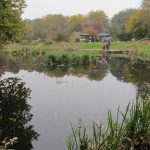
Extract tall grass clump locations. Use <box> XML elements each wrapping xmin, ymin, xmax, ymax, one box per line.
<box><xmin>46</xmin><ymin>54</ymin><xmax>57</xmax><ymax>66</ymax></box>
<box><xmin>71</xmin><ymin>55</ymin><xmax>81</xmax><ymax>66</ymax></box>
<box><xmin>66</xmin><ymin>85</ymin><xmax>150</xmax><ymax>150</ymax></box>
<box><xmin>31</xmin><ymin>50</ymin><xmax>40</xmax><ymax>57</ymax></box>
<box><xmin>82</xmin><ymin>55</ymin><xmax>90</xmax><ymax>66</ymax></box>
<box><xmin>91</xmin><ymin>56</ymin><xmax>98</xmax><ymax>65</ymax></box>
<box><xmin>46</xmin><ymin>54</ymin><xmax>97</xmax><ymax>67</ymax></box>
<box><xmin>59</xmin><ymin>54</ymin><xmax>70</xmax><ymax>65</ymax></box>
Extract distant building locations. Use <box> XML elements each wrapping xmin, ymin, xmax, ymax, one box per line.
<box><xmin>80</xmin><ymin>33</ymin><xmax>97</xmax><ymax>42</ymax></box>
<box><xmin>79</xmin><ymin>33</ymin><xmax>111</xmax><ymax>42</ymax></box>
<box><xmin>80</xmin><ymin>33</ymin><xmax>91</xmax><ymax>42</ymax></box>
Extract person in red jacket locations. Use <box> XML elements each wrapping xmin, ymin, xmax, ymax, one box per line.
<box><xmin>101</xmin><ymin>40</ymin><xmax>105</xmax><ymax>51</ymax></box>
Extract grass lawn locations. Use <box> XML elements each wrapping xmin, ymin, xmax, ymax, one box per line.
<box><xmin>80</xmin><ymin>41</ymin><xmax>150</xmax><ymax>51</ymax></box>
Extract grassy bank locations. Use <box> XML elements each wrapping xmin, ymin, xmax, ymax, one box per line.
<box><xmin>1</xmin><ymin>40</ymin><xmax>150</xmax><ymax>60</ymax></box>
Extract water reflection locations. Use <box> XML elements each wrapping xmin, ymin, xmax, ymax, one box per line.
<box><xmin>0</xmin><ymin>78</ymin><xmax>39</xmax><ymax>150</ymax></box>
<box><xmin>0</xmin><ymin>55</ymin><xmax>150</xmax><ymax>150</ymax></box>
<box><xmin>1</xmin><ymin>55</ymin><xmax>150</xmax><ymax>85</ymax></box>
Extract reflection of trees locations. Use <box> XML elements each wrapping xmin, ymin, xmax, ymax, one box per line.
<box><xmin>110</xmin><ymin>57</ymin><xmax>150</xmax><ymax>84</ymax></box>
<box><xmin>110</xmin><ymin>57</ymin><xmax>130</xmax><ymax>83</ymax></box>
<box><xmin>0</xmin><ymin>78</ymin><xmax>39</xmax><ymax>150</ymax></box>
<box><xmin>87</xmin><ymin>65</ymin><xmax>108</xmax><ymax>81</ymax></box>
<box><xmin>45</xmin><ymin>66</ymin><xmax>70</xmax><ymax>77</ymax></box>
<box><xmin>0</xmin><ymin>56</ymin><xmax>8</xmax><ymax>77</ymax></box>
<box><xmin>9</xmin><ymin>63</ymin><xmax>20</xmax><ymax>74</ymax></box>
<box><xmin>44</xmin><ymin>65</ymin><xmax>108</xmax><ymax>81</ymax></box>
<box><xmin>110</xmin><ymin>57</ymin><xmax>150</xmax><ymax>98</ymax></box>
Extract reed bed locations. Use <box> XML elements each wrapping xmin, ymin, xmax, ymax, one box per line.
<box><xmin>66</xmin><ymin>85</ymin><xmax>150</xmax><ymax>150</ymax></box>
<box><xmin>46</xmin><ymin>54</ymin><xmax>99</xmax><ymax>67</ymax></box>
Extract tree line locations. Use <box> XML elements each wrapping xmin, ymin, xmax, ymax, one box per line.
<box><xmin>0</xmin><ymin>0</ymin><xmax>150</xmax><ymax>46</ymax></box>
<box><xmin>111</xmin><ymin>0</ymin><xmax>150</xmax><ymax>40</ymax></box>
<box><xmin>23</xmin><ymin>10</ymin><xmax>109</xmax><ymax>42</ymax></box>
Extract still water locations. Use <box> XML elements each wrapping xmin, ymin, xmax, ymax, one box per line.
<box><xmin>0</xmin><ymin>56</ymin><xmax>150</xmax><ymax>150</ymax></box>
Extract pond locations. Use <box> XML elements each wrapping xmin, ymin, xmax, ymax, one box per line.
<box><xmin>0</xmin><ymin>55</ymin><xmax>150</xmax><ymax>150</ymax></box>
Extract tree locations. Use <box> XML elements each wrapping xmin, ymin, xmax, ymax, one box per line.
<box><xmin>43</xmin><ymin>14</ymin><xmax>71</xmax><ymax>41</ymax></box>
<box><xmin>84</xmin><ymin>27</ymin><xmax>98</xmax><ymax>39</ymax></box>
<box><xmin>31</xmin><ymin>18</ymin><xmax>44</xmax><ymax>40</ymax></box>
<box><xmin>125</xmin><ymin>0</ymin><xmax>150</xmax><ymax>39</ymax></box>
<box><xmin>139</xmin><ymin>0</ymin><xmax>150</xmax><ymax>38</ymax></box>
<box><xmin>0</xmin><ymin>77</ymin><xmax>39</xmax><ymax>150</ymax></box>
<box><xmin>86</xmin><ymin>10</ymin><xmax>109</xmax><ymax>33</ymax></box>
<box><xmin>125</xmin><ymin>10</ymin><xmax>140</xmax><ymax>33</ymax></box>
<box><xmin>141</xmin><ymin>0</ymin><xmax>150</xmax><ymax>9</ymax></box>
<box><xmin>111</xmin><ymin>9</ymin><xmax>134</xmax><ymax>39</ymax></box>
<box><xmin>0</xmin><ymin>0</ymin><xmax>26</xmax><ymax>46</ymax></box>
<box><xmin>23</xmin><ymin>19</ymin><xmax>33</xmax><ymax>42</ymax></box>
<box><xmin>69</xmin><ymin>14</ymin><xmax>86</xmax><ymax>32</ymax></box>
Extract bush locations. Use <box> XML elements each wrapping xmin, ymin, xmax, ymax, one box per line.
<box><xmin>118</xmin><ymin>33</ymin><xmax>132</xmax><ymax>41</ymax></box>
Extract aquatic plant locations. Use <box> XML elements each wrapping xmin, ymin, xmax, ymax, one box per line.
<box><xmin>82</xmin><ymin>55</ymin><xmax>90</xmax><ymax>66</ymax></box>
<box><xmin>71</xmin><ymin>55</ymin><xmax>81</xmax><ymax>66</ymax></box>
<box><xmin>91</xmin><ymin>56</ymin><xmax>98</xmax><ymax>65</ymax></box>
<box><xmin>11</xmin><ymin>50</ymin><xmax>20</xmax><ymax>57</ymax></box>
<box><xmin>31</xmin><ymin>50</ymin><xmax>40</xmax><ymax>57</ymax></box>
<box><xmin>59</xmin><ymin>54</ymin><xmax>70</xmax><ymax>65</ymax></box>
<box><xmin>47</xmin><ymin>54</ymin><xmax>57</xmax><ymax>66</ymax></box>
<box><xmin>66</xmin><ymin>90</ymin><xmax>150</xmax><ymax>150</ymax></box>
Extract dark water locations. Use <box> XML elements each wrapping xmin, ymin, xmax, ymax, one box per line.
<box><xmin>0</xmin><ymin>55</ymin><xmax>150</xmax><ymax>150</ymax></box>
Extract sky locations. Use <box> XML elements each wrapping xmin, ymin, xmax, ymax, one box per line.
<box><xmin>22</xmin><ymin>0</ymin><xmax>142</xmax><ymax>19</ymax></box>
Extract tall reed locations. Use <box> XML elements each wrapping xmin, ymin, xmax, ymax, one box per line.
<box><xmin>66</xmin><ymin>93</ymin><xmax>150</xmax><ymax>150</ymax></box>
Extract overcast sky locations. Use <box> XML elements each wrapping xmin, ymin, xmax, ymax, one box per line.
<box><xmin>22</xmin><ymin>0</ymin><xmax>142</xmax><ymax>19</ymax></box>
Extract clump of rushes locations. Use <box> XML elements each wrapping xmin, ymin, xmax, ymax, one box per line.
<box><xmin>66</xmin><ymin>92</ymin><xmax>150</xmax><ymax>150</ymax></box>
<box><xmin>91</xmin><ymin>56</ymin><xmax>98</xmax><ymax>65</ymax></box>
<box><xmin>71</xmin><ymin>55</ymin><xmax>81</xmax><ymax>66</ymax></box>
<box><xmin>47</xmin><ymin>54</ymin><xmax>57</xmax><ymax>66</ymax></box>
<box><xmin>31</xmin><ymin>50</ymin><xmax>40</xmax><ymax>57</ymax></box>
<box><xmin>59</xmin><ymin>54</ymin><xmax>69</xmax><ymax>65</ymax></box>
<box><xmin>11</xmin><ymin>50</ymin><xmax>22</xmax><ymax>57</ymax></box>
<box><xmin>82</xmin><ymin>55</ymin><xmax>90</xmax><ymax>66</ymax></box>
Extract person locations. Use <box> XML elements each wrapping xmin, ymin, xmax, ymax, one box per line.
<box><xmin>101</xmin><ymin>51</ymin><xmax>109</xmax><ymax>65</ymax></box>
<box><xmin>104</xmin><ymin>40</ymin><xmax>108</xmax><ymax>52</ymax></box>
<box><xmin>107</xmin><ymin>37</ymin><xmax>111</xmax><ymax>51</ymax></box>
<box><xmin>101</xmin><ymin>40</ymin><xmax>105</xmax><ymax>51</ymax></box>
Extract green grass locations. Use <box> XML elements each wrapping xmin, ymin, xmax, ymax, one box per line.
<box><xmin>80</xmin><ymin>42</ymin><xmax>101</xmax><ymax>49</ymax></box>
<box><xmin>80</xmin><ymin>41</ymin><xmax>132</xmax><ymax>50</ymax></box>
